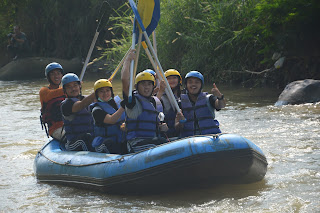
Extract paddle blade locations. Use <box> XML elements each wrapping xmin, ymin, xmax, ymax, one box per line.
<box><xmin>138</xmin><ymin>0</ymin><xmax>154</xmax><ymax>28</ymax></box>
<box><xmin>129</xmin><ymin>0</ymin><xmax>160</xmax><ymax>44</ymax></box>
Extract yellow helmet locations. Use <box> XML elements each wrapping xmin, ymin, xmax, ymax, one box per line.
<box><xmin>94</xmin><ymin>79</ymin><xmax>112</xmax><ymax>92</ymax></box>
<box><xmin>135</xmin><ymin>71</ymin><xmax>155</xmax><ymax>85</ymax></box>
<box><xmin>165</xmin><ymin>69</ymin><xmax>182</xmax><ymax>85</ymax></box>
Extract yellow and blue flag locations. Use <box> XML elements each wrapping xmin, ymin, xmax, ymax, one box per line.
<box><xmin>129</xmin><ymin>0</ymin><xmax>160</xmax><ymax>44</ymax></box>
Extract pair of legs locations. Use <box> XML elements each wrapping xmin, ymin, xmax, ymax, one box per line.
<box><xmin>127</xmin><ymin>137</ymin><xmax>168</xmax><ymax>153</ymax></box>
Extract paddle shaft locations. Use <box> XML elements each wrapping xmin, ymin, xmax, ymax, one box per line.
<box><xmin>142</xmin><ymin>42</ymin><xmax>175</xmax><ymax>109</ymax></box>
<box><xmin>133</xmin><ymin>33</ymin><xmax>143</xmax><ymax>83</ymax></box>
<box><xmin>79</xmin><ymin>31</ymin><xmax>99</xmax><ymax>81</ymax></box>
<box><xmin>128</xmin><ymin>20</ymin><xmax>137</xmax><ymax>103</ymax></box>
<box><xmin>108</xmin><ymin>48</ymin><xmax>131</xmax><ymax>81</ymax></box>
<box><xmin>142</xmin><ymin>31</ymin><xmax>180</xmax><ymax>112</ymax></box>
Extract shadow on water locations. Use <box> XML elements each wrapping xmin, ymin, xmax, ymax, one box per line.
<box><xmin>38</xmin><ymin>178</ymin><xmax>269</xmax><ymax>208</ymax></box>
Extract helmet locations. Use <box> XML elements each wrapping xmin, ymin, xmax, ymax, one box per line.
<box><xmin>45</xmin><ymin>62</ymin><xmax>63</xmax><ymax>77</ymax></box>
<box><xmin>165</xmin><ymin>69</ymin><xmax>182</xmax><ymax>85</ymax></box>
<box><xmin>185</xmin><ymin>71</ymin><xmax>204</xmax><ymax>85</ymax></box>
<box><xmin>94</xmin><ymin>79</ymin><xmax>112</xmax><ymax>92</ymax></box>
<box><xmin>144</xmin><ymin>69</ymin><xmax>156</xmax><ymax>76</ymax></box>
<box><xmin>135</xmin><ymin>71</ymin><xmax>155</xmax><ymax>85</ymax></box>
<box><xmin>62</xmin><ymin>73</ymin><xmax>80</xmax><ymax>87</ymax></box>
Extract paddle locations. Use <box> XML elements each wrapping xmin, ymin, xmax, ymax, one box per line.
<box><xmin>133</xmin><ymin>33</ymin><xmax>143</xmax><ymax>83</ymax></box>
<box><xmin>108</xmin><ymin>48</ymin><xmax>131</xmax><ymax>81</ymax></box>
<box><xmin>79</xmin><ymin>1</ymin><xmax>111</xmax><ymax>81</ymax></box>
<box><xmin>128</xmin><ymin>0</ymin><xmax>158</xmax><ymax>102</ymax></box>
<box><xmin>152</xmin><ymin>31</ymin><xmax>157</xmax><ymax>56</ymax></box>
<box><xmin>141</xmin><ymin>41</ymin><xmax>181</xmax><ymax>114</ymax></box>
<box><xmin>129</xmin><ymin>0</ymin><xmax>180</xmax><ymax>113</ymax></box>
<box><xmin>128</xmin><ymin>18</ymin><xmax>137</xmax><ymax>103</ymax></box>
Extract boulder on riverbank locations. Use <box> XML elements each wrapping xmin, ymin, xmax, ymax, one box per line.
<box><xmin>275</xmin><ymin>79</ymin><xmax>320</xmax><ymax>106</ymax></box>
<box><xmin>0</xmin><ymin>57</ymin><xmax>82</xmax><ymax>80</ymax></box>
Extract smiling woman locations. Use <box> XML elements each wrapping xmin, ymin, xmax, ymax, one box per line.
<box><xmin>90</xmin><ymin>79</ymin><xmax>126</xmax><ymax>154</ymax></box>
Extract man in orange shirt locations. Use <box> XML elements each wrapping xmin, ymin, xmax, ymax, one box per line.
<box><xmin>39</xmin><ymin>62</ymin><xmax>66</xmax><ymax>140</ymax></box>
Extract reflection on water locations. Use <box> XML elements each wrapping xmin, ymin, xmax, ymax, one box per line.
<box><xmin>0</xmin><ymin>79</ymin><xmax>319</xmax><ymax>212</ymax></box>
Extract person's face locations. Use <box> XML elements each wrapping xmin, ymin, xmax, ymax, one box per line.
<box><xmin>167</xmin><ymin>76</ymin><xmax>179</xmax><ymax>89</ymax></box>
<box><xmin>49</xmin><ymin>69</ymin><xmax>63</xmax><ymax>85</ymax></box>
<box><xmin>14</xmin><ymin>26</ymin><xmax>20</xmax><ymax>34</ymax></box>
<box><xmin>186</xmin><ymin>77</ymin><xmax>202</xmax><ymax>95</ymax></box>
<box><xmin>97</xmin><ymin>87</ymin><xmax>112</xmax><ymax>102</ymax></box>
<box><xmin>64</xmin><ymin>81</ymin><xmax>81</xmax><ymax>97</ymax></box>
<box><xmin>137</xmin><ymin>80</ymin><xmax>154</xmax><ymax>97</ymax></box>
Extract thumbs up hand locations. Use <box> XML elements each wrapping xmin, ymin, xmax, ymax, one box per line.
<box><xmin>211</xmin><ymin>83</ymin><xmax>223</xmax><ymax>98</ymax></box>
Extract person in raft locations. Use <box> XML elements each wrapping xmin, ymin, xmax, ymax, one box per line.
<box><xmin>144</xmin><ymin>69</ymin><xmax>160</xmax><ymax>96</ymax></box>
<box><xmin>60</xmin><ymin>73</ymin><xmax>96</xmax><ymax>151</ymax></box>
<box><xmin>156</xmin><ymin>69</ymin><xmax>183</xmax><ymax>138</ymax></box>
<box><xmin>39</xmin><ymin>62</ymin><xmax>66</xmax><ymax>141</ymax></box>
<box><xmin>121</xmin><ymin>50</ymin><xmax>169</xmax><ymax>153</ymax></box>
<box><xmin>175</xmin><ymin>71</ymin><xmax>226</xmax><ymax>137</ymax></box>
<box><xmin>90</xmin><ymin>79</ymin><xmax>127</xmax><ymax>154</ymax></box>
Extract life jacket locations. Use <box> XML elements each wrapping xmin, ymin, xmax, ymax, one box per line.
<box><xmin>126</xmin><ymin>94</ymin><xmax>163</xmax><ymax>140</ymax></box>
<box><xmin>180</xmin><ymin>92</ymin><xmax>220</xmax><ymax>138</ymax></box>
<box><xmin>91</xmin><ymin>96</ymin><xmax>126</xmax><ymax>143</ymax></box>
<box><xmin>40</xmin><ymin>95</ymin><xmax>65</xmax><ymax>137</ymax></box>
<box><xmin>161</xmin><ymin>93</ymin><xmax>178</xmax><ymax>137</ymax></box>
<box><xmin>62</xmin><ymin>97</ymin><xmax>94</xmax><ymax>142</ymax></box>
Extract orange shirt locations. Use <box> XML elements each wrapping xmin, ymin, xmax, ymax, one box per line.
<box><xmin>39</xmin><ymin>85</ymin><xmax>65</xmax><ymax>135</ymax></box>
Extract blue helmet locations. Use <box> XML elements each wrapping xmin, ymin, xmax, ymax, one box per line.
<box><xmin>185</xmin><ymin>71</ymin><xmax>204</xmax><ymax>85</ymax></box>
<box><xmin>144</xmin><ymin>69</ymin><xmax>156</xmax><ymax>76</ymax></box>
<box><xmin>62</xmin><ymin>73</ymin><xmax>80</xmax><ymax>88</ymax></box>
<box><xmin>45</xmin><ymin>62</ymin><xmax>63</xmax><ymax>77</ymax></box>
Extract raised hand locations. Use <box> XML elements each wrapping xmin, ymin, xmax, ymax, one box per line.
<box><xmin>211</xmin><ymin>83</ymin><xmax>223</xmax><ymax>98</ymax></box>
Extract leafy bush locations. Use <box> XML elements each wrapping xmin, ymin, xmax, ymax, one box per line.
<box><xmin>156</xmin><ymin>0</ymin><xmax>320</xmax><ymax>87</ymax></box>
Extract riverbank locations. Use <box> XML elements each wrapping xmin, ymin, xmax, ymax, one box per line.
<box><xmin>0</xmin><ymin>57</ymin><xmax>82</xmax><ymax>80</ymax></box>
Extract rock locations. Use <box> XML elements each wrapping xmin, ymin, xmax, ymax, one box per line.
<box><xmin>0</xmin><ymin>57</ymin><xmax>82</xmax><ymax>80</ymax></box>
<box><xmin>275</xmin><ymin>79</ymin><xmax>320</xmax><ymax>106</ymax></box>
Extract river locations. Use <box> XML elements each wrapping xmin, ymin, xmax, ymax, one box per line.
<box><xmin>0</xmin><ymin>77</ymin><xmax>319</xmax><ymax>212</ymax></box>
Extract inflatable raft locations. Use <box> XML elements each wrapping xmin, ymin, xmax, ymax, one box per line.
<box><xmin>34</xmin><ymin>133</ymin><xmax>268</xmax><ymax>193</ymax></box>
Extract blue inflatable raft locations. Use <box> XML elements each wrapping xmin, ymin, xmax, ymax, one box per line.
<box><xmin>34</xmin><ymin>134</ymin><xmax>268</xmax><ymax>193</ymax></box>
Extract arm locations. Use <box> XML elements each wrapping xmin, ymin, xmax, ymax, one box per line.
<box><xmin>39</xmin><ymin>87</ymin><xmax>64</xmax><ymax>107</ymax></box>
<box><xmin>103</xmin><ymin>107</ymin><xmax>125</xmax><ymax>124</ymax></box>
<box><xmin>211</xmin><ymin>83</ymin><xmax>226</xmax><ymax>109</ymax></box>
<box><xmin>92</xmin><ymin>105</ymin><xmax>125</xmax><ymax>125</ymax></box>
<box><xmin>174</xmin><ymin>111</ymin><xmax>185</xmax><ymax>131</ymax></box>
<box><xmin>156</xmin><ymin>80</ymin><xmax>166</xmax><ymax>99</ymax></box>
<box><xmin>121</xmin><ymin>49</ymin><xmax>136</xmax><ymax>97</ymax></box>
<box><xmin>72</xmin><ymin>92</ymin><xmax>96</xmax><ymax>113</ymax></box>
<box><xmin>13</xmin><ymin>33</ymin><xmax>26</xmax><ymax>44</ymax></box>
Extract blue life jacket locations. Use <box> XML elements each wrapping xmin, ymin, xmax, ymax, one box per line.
<box><xmin>126</xmin><ymin>94</ymin><xmax>163</xmax><ymax>140</ymax></box>
<box><xmin>91</xmin><ymin>96</ymin><xmax>126</xmax><ymax>143</ymax></box>
<box><xmin>161</xmin><ymin>93</ymin><xmax>178</xmax><ymax>137</ymax></box>
<box><xmin>62</xmin><ymin>97</ymin><xmax>94</xmax><ymax>141</ymax></box>
<box><xmin>180</xmin><ymin>92</ymin><xmax>220</xmax><ymax>137</ymax></box>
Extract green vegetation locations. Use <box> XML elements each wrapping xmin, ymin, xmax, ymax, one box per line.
<box><xmin>156</xmin><ymin>0</ymin><xmax>320</xmax><ymax>87</ymax></box>
<box><xmin>1</xmin><ymin>0</ymin><xmax>319</xmax><ymax>88</ymax></box>
<box><xmin>0</xmin><ymin>0</ymin><xmax>125</xmax><ymax>59</ymax></box>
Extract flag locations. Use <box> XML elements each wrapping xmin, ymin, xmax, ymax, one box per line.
<box><xmin>129</xmin><ymin>0</ymin><xmax>160</xmax><ymax>44</ymax></box>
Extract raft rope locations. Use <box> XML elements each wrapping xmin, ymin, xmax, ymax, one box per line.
<box><xmin>37</xmin><ymin>133</ymin><xmax>225</xmax><ymax>167</ymax></box>
<box><xmin>38</xmin><ymin>150</ymin><xmax>126</xmax><ymax>166</ymax></box>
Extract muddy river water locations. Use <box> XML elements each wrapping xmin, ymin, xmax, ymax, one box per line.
<box><xmin>0</xmin><ymin>78</ymin><xmax>319</xmax><ymax>212</ymax></box>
